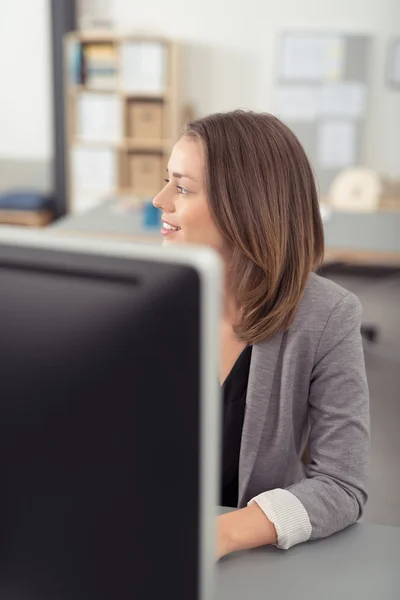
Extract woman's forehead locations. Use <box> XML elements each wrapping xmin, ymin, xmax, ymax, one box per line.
<box><xmin>168</xmin><ymin>137</ymin><xmax>204</xmax><ymax>182</ymax></box>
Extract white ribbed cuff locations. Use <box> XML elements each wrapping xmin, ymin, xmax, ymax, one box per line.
<box><xmin>248</xmin><ymin>488</ymin><xmax>312</xmax><ymax>550</ymax></box>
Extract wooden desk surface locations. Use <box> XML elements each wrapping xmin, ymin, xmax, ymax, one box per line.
<box><xmin>323</xmin><ymin>248</ymin><xmax>400</xmax><ymax>266</ymax></box>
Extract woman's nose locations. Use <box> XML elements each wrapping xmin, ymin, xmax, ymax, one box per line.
<box><xmin>152</xmin><ymin>191</ymin><xmax>162</xmax><ymax>209</ymax></box>
<box><xmin>153</xmin><ymin>186</ymin><xmax>175</xmax><ymax>212</ymax></box>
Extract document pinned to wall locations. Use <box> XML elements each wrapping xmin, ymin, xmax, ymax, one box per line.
<box><xmin>120</xmin><ymin>41</ymin><xmax>166</xmax><ymax>93</ymax></box>
<box><xmin>318</xmin><ymin>82</ymin><xmax>367</xmax><ymax>118</ymax></box>
<box><xmin>317</xmin><ymin>121</ymin><xmax>356</xmax><ymax>169</ymax></box>
<box><xmin>281</xmin><ymin>34</ymin><xmax>345</xmax><ymax>81</ymax></box>
<box><xmin>274</xmin><ymin>85</ymin><xmax>319</xmax><ymax>121</ymax></box>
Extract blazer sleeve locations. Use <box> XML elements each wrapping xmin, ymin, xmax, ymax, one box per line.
<box><xmin>249</xmin><ymin>292</ymin><xmax>370</xmax><ymax>549</ymax></box>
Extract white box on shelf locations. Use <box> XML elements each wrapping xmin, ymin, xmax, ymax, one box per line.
<box><xmin>71</xmin><ymin>146</ymin><xmax>117</xmax><ymax>193</ymax></box>
<box><xmin>120</xmin><ymin>41</ymin><xmax>166</xmax><ymax>93</ymax></box>
<box><xmin>76</xmin><ymin>93</ymin><xmax>123</xmax><ymax>142</ymax></box>
<box><xmin>71</xmin><ymin>191</ymin><xmax>107</xmax><ymax>215</ymax></box>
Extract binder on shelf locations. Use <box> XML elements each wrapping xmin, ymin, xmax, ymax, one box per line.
<box><xmin>120</xmin><ymin>41</ymin><xmax>166</xmax><ymax>93</ymax></box>
<box><xmin>67</xmin><ymin>40</ymin><xmax>83</xmax><ymax>86</ymax></box>
<box><xmin>76</xmin><ymin>93</ymin><xmax>123</xmax><ymax>142</ymax></box>
<box><xmin>72</xmin><ymin>146</ymin><xmax>117</xmax><ymax>193</ymax></box>
<box><xmin>83</xmin><ymin>43</ymin><xmax>118</xmax><ymax>89</ymax></box>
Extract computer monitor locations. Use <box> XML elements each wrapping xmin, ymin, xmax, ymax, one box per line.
<box><xmin>0</xmin><ymin>230</ymin><xmax>221</xmax><ymax>600</ymax></box>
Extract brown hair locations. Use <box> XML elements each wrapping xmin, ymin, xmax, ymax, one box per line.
<box><xmin>185</xmin><ymin>110</ymin><xmax>324</xmax><ymax>345</ymax></box>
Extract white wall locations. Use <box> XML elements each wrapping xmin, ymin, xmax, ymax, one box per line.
<box><xmin>0</xmin><ymin>0</ymin><xmax>53</xmax><ymax>160</ymax></box>
<box><xmin>108</xmin><ymin>0</ymin><xmax>400</xmax><ymax>177</ymax></box>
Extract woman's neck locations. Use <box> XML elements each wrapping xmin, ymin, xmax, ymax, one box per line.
<box><xmin>222</xmin><ymin>282</ymin><xmax>241</xmax><ymax>326</ymax></box>
<box><xmin>222</xmin><ymin>259</ymin><xmax>241</xmax><ymax>325</ymax></box>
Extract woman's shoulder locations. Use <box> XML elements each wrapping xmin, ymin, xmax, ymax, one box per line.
<box><xmin>305</xmin><ymin>271</ymin><xmax>355</xmax><ymax>305</ymax></box>
<box><xmin>291</xmin><ymin>272</ymin><xmax>362</xmax><ymax>334</ymax></box>
<box><xmin>253</xmin><ymin>273</ymin><xmax>362</xmax><ymax>354</ymax></box>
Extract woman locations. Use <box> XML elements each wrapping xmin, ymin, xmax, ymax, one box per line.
<box><xmin>153</xmin><ymin>110</ymin><xmax>370</xmax><ymax>558</ymax></box>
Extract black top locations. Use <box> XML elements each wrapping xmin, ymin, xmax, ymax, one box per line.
<box><xmin>221</xmin><ymin>345</ymin><xmax>252</xmax><ymax>508</ymax></box>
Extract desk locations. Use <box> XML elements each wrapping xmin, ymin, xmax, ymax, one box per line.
<box><xmin>51</xmin><ymin>199</ymin><xmax>160</xmax><ymax>244</ymax></box>
<box><xmin>52</xmin><ymin>200</ymin><xmax>400</xmax><ymax>267</ymax></box>
<box><xmin>216</xmin><ymin>517</ymin><xmax>400</xmax><ymax>600</ymax></box>
<box><xmin>322</xmin><ymin>209</ymin><xmax>400</xmax><ymax>266</ymax></box>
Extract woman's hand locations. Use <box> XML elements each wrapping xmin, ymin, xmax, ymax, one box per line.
<box><xmin>217</xmin><ymin>503</ymin><xmax>278</xmax><ymax>559</ymax></box>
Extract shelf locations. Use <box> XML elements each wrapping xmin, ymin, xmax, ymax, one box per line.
<box><xmin>72</xmin><ymin>138</ymin><xmax>125</xmax><ymax>149</ymax></box>
<box><xmin>68</xmin><ymin>86</ymin><xmax>167</xmax><ymax>100</ymax></box>
<box><xmin>125</xmin><ymin>139</ymin><xmax>172</xmax><ymax>152</ymax></box>
<box><xmin>124</xmin><ymin>91</ymin><xmax>167</xmax><ymax>100</ymax></box>
<box><xmin>65</xmin><ymin>31</ymin><xmax>182</xmax><ymax>214</ymax></box>
<box><xmin>66</xmin><ymin>31</ymin><xmax>168</xmax><ymax>45</ymax></box>
<box><xmin>71</xmin><ymin>138</ymin><xmax>171</xmax><ymax>152</ymax></box>
<box><xmin>66</xmin><ymin>30</ymin><xmax>119</xmax><ymax>43</ymax></box>
<box><xmin>68</xmin><ymin>86</ymin><xmax>120</xmax><ymax>96</ymax></box>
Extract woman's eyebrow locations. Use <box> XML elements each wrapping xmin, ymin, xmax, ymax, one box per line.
<box><xmin>169</xmin><ymin>170</ymin><xmax>199</xmax><ymax>183</ymax></box>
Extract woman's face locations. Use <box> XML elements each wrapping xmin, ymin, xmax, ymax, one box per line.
<box><xmin>153</xmin><ymin>136</ymin><xmax>224</xmax><ymax>251</ymax></box>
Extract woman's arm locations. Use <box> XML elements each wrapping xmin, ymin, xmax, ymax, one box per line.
<box><xmin>217</xmin><ymin>504</ymin><xmax>277</xmax><ymax>559</ymax></box>
<box><xmin>217</xmin><ymin>292</ymin><xmax>370</xmax><ymax>556</ymax></box>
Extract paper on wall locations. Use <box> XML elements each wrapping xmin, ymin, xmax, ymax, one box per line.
<box><xmin>274</xmin><ymin>85</ymin><xmax>319</xmax><ymax>121</ymax></box>
<box><xmin>281</xmin><ymin>34</ymin><xmax>345</xmax><ymax>81</ymax></box>
<box><xmin>317</xmin><ymin>121</ymin><xmax>356</xmax><ymax>169</ymax></box>
<box><xmin>318</xmin><ymin>82</ymin><xmax>366</xmax><ymax>118</ymax></box>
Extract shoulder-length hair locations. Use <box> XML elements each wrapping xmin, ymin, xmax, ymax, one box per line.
<box><xmin>185</xmin><ymin>110</ymin><xmax>324</xmax><ymax>345</ymax></box>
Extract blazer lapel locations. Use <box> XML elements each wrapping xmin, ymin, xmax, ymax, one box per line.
<box><xmin>238</xmin><ymin>331</ymin><xmax>283</xmax><ymax>506</ymax></box>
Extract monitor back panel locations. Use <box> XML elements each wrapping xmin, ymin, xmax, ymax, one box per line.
<box><xmin>0</xmin><ymin>244</ymin><xmax>202</xmax><ymax>600</ymax></box>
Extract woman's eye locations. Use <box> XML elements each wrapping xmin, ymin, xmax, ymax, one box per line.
<box><xmin>164</xmin><ymin>178</ymin><xmax>188</xmax><ymax>195</ymax></box>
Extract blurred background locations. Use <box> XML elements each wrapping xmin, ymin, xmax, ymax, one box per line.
<box><xmin>0</xmin><ymin>0</ymin><xmax>399</xmax><ymax>526</ymax></box>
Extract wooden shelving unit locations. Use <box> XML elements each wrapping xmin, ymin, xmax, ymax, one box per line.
<box><xmin>64</xmin><ymin>31</ymin><xmax>184</xmax><ymax>213</ymax></box>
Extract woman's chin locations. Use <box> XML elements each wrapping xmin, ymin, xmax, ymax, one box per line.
<box><xmin>162</xmin><ymin>237</ymin><xmax>181</xmax><ymax>247</ymax></box>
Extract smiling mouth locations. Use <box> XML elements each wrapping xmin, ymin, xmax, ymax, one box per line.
<box><xmin>161</xmin><ymin>222</ymin><xmax>181</xmax><ymax>236</ymax></box>
<box><xmin>163</xmin><ymin>222</ymin><xmax>180</xmax><ymax>231</ymax></box>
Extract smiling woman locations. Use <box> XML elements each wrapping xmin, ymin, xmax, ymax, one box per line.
<box><xmin>154</xmin><ymin>111</ymin><xmax>324</xmax><ymax>345</ymax></box>
<box><xmin>154</xmin><ymin>110</ymin><xmax>369</xmax><ymax>559</ymax></box>
<box><xmin>153</xmin><ymin>137</ymin><xmax>224</xmax><ymax>250</ymax></box>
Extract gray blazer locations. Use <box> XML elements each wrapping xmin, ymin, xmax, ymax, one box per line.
<box><xmin>239</xmin><ymin>273</ymin><xmax>370</xmax><ymax>549</ymax></box>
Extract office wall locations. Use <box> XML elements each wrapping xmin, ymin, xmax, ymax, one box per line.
<box><xmin>108</xmin><ymin>0</ymin><xmax>400</xmax><ymax>177</ymax></box>
<box><xmin>0</xmin><ymin>0</ymin><xmax>53</xmax><ymax>160</ymax></box>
